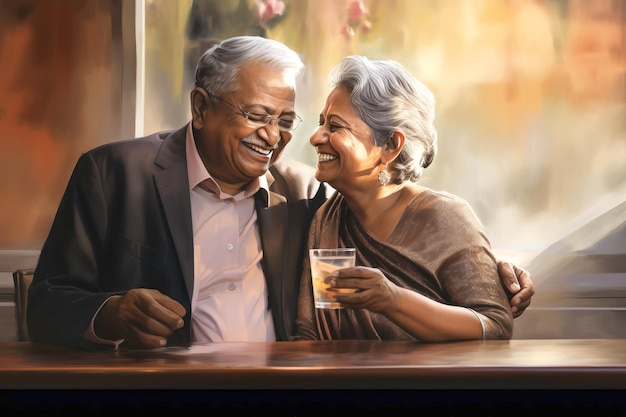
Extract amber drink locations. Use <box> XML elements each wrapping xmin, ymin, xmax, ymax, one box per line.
<box><xmin>309</xmin><ymin>248</ymin><xmax>356</xmax><ymax>309</ymax></box>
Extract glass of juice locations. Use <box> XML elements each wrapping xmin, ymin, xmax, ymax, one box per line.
<box><xmin>309</xmin><ymin>248</ymin><xmax>356</xmax><ymax>309</ymax></box>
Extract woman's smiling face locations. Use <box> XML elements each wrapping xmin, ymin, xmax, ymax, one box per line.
<box><xmin>310</xmin><ymin>87</ymin><xmax>382</xmax><ymax>191</ymax></box>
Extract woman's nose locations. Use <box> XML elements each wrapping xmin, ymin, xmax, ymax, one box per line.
<box><xmin>309</xmin><ymin>128</ymin><xmax>328</xmax><ymax>146</ymax></box>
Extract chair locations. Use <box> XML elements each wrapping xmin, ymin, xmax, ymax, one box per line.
<box><xmin>13</xmin><ymin>269</ymin><xmax>34</xmax><ymax>342</ymax></box>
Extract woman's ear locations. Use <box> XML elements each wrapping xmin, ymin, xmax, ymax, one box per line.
<box><xmin>191</xmin><ymin>87</ymin><xmax>211</xmax><ymax>129</ymax></box>
<box><xmin>382</xmin><ymin>131</ymin><xmax>405</xmax><ymax>163</ymax></box>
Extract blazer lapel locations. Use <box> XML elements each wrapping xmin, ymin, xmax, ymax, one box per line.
<box><xmin>256</xmin><ymin>190</ymin><xmax>290</xmax><ymax>340</ymax></box>
<box><xmin>256</xmin><ymin>188</ymin><xmax>313</xmax><ymax>340</ymax></box>
<box><xmin>153</xmin><ymin>127</ymin><xmax>194</xmax><ymax>301</ymax></box>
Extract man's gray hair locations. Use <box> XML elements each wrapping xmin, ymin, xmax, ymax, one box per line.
<box><xmin>195</xmin><ymin>36</ymin><xmax>305</xmax><ymax>96</ymax></box>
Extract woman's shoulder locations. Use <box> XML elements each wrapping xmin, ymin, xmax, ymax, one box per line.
<box><xmin>411</xmin><ymin>186</ymin><xmax>470</xmax><ymax>209</ymax></box>
<box><xmin>410</xmin><ymin>187</ymin><xmax>483</xmax><ymax>225</ymax></box>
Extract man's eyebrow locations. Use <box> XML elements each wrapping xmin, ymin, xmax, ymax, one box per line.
<box><xmin>244</xmin><ymin>103</ymin><xmax>296</xmax><ymax>116</ymax></box>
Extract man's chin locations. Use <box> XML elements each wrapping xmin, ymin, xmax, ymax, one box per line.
<box><xmin>240</xmin><ymin>160</ymin><xmax>272</xmax><ymax>179</ymax></box>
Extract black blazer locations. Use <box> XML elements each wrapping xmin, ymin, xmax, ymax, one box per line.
<box><xmin>27</xmin><ymin>126</ymin><xmax>329</xmax><ymax>349</ymax></box>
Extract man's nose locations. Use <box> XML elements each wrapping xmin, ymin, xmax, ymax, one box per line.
<box><xmin>260</xmin><ymin>120</ymin><xmax>282</xmax><ymax>144</ymax></box>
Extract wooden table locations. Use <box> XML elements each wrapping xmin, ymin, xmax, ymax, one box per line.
<box><xmin>1</xmin><ymin>338</ymin><xmax>625</xmax><ymax>389</ymax></box>
<box><xmin>1</xmin><ymin>339</ymin><xmax>625</xmax><ymax>412</ymax></box>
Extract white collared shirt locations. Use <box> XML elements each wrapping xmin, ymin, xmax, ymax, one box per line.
<box><xmin>185</xmin><ymin>124</ymin><xmax>276</xmax><ymax>342</ymax></box>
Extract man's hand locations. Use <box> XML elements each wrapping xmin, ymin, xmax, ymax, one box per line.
<box><xmin>497</xmin><ymin>261</ymin><xmax>535</xmax><ymax>318</ymax></box>
<box><xmin>94</xmin><ymin>288</ymin><xmax>186</xmax><ymax>348</ymax></box>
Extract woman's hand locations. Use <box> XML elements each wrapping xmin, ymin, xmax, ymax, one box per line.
<box><xmin>327</xmin><ymin>266</ymin><xmax>399</xmax><ymax>312</ymax></box>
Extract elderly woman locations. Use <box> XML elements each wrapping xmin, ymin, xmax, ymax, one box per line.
<box><xmin>294</xmin><ymin>56</ymin><xmax>513</xmax><ymax>341</ymax></box>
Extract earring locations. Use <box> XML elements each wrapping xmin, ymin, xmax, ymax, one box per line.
<box><xmin>378</xmin><ymin>163</ymin><xmax>391</xmax><ymax>185</ymax></box>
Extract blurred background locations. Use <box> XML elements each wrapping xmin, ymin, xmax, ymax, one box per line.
<box><xmin>0</xmin><ymin>0</ymin><xmax>624</xmax><ymax>339</ymax></box>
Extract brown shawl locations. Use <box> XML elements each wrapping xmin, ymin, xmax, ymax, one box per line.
<box><xmin>293</xmin><ymin>189</ymin><xmax>513</xmax><ymax>341</ymax></box>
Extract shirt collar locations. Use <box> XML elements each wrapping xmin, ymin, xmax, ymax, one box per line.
<box><xmin>185</xmin><ymin>122</ymin><xmax>270</xmax><ymax>205</ymax></box>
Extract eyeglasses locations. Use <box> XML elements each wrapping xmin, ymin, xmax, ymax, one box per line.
<box><xmin>209</xmin><ymin>93</ymin><xmax>302</xmax><ymax>132</ymax></box>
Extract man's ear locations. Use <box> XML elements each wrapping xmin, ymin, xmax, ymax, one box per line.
<box><xmin>383</xmin><ymin>131</ymin><xmax>405</xmax><ymax>163</ymax></box>
<box><xmin>191</xmin><ymin>87</ymin><xmax>211</xmax><ymax>129</ymax></box>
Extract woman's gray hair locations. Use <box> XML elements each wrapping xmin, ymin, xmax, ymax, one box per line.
<box><xmin>328</xmin><ymin>55</ymin><xmax>438</xmax><ymax>183</ymax></box>
<box><xmin>194</xmin><ymin>36</ymin><xmax>304</xmax><ymax>96</ymax></box>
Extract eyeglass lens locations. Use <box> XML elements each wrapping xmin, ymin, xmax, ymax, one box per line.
<box><xmin>209</xmin><ymin>92</ymin><xmax>301</xmax><ymax>132</ymax></box>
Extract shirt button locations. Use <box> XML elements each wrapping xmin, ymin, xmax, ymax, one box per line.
<box><xmin>228</xmin><ymin>283</ymin><xmax>236</xmax><ymax>291</ymax></box>
<box><xmin>226</xmin><ymin>243</ymin><xmax>234</xmax><ymax>251</ymax></box>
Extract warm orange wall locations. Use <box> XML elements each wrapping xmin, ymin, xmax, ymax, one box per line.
<box><xmin>0</xmin><ymin>0</ymin><xmax>117</xmax><ymax>249</ymax></box>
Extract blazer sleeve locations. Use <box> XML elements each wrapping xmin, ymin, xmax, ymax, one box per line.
<box><xmin>27</xmin><ymin>152</ymin><xmax>119</xmax><ymax>350</ymax></box>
